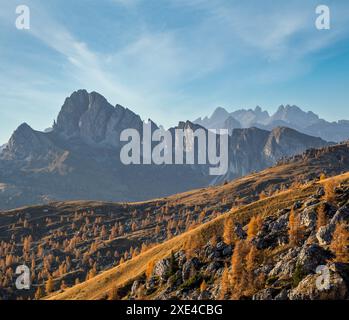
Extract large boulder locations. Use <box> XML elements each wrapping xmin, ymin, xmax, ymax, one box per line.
<box><xmin>316</xmin><ymin>224</ymin><xmax>335</xmax><ymax>246</ymax></box>
<box><xmin>131</xmin><ymin>280</ymin><xmax>142</xmax><ymax>296</ymax></box>
<box><xmin>253</xmin><ymin>213</ymin><xmax>289</xmax><ymax>249</ymax></box>
<box><xmin>316</xmin><ymin>204</ymin><xmax>349</xmax><ymax>245</ymax></box>
<box><xmin>297</xmin><ymin>244</ymin><xmax>333</xmax><ymax>274</ymax></box>
<box><xmin>299</xmin><ymin>207</ymin><xmax>317</xmax><ymax>230</ymax></box>
<box><xmin>154</xmin><ymin>259</ymin><xmax>171</xmax><ymax>281</ymax></box>
<box><xmin>330</xmin><ymin>204</ymin><xmax>349</xmax><ymax>225</ymax></box>
<box><xmin>174</xmin><ymin>250</ymin><xmax>187</xmax><ymax>268</ymax></box>
<box><xmin>268</xmin><ymin>248</ymin><xmax>301</xmax><ymax>279</ymax></box>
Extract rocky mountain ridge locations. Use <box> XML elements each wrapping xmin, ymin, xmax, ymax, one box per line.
<box><xmin>195</xmin><ymin>105</ymin><xmax>349</xmax><ymax>142</ymax></box>
<box><xmin>0</xmin><ymin>90</ymin><xmax>330</xmax><ymax>209</ymax></box>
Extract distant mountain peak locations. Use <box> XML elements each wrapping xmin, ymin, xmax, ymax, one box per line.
<box><xmin>15</xmin><ymin>122</ymin><xmax>34</xmax><ymax>134</ymax></box>
<box><xmin>194</xmin><ymin>104</ymin><xmax>349</xmax><ymax>142</ymax></box>
<box><xmin>210</xmin><ymin>107</ymin><xmax>229</xmax><ymax>120</ymax></box>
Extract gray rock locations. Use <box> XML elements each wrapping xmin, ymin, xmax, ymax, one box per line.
<box><xmin>154</xmin><ymin>259</ymin><xmax>171</xmax><ymax>281</ymax></box>
<box><xmin>330</xmin><ymin>204</ymin><xmax>349</xmax><ymax>225</ymax></box>
<box><xmin>299</xmin><ymin>207</ymin><xmax>317</xmax><ymax>230</ymax></box>
<box><xmin>234</xmin><ymin>223</ymin><xmax>247</xmax><ymax>240</ymax></box>
<box><xmin>174</xmin><ymin>250</ymin><xmax>187</xmax><ymax>268</ymax></box>
<box><xmin>297</xmin><ymin>244</ymin><xmax>333</xmax><ymax>274</ymax></box>
<box><xmin>268</xmin><ymin>248</ymin><xmax>301</xmax><ymax>279</ymax></box>
<box><xmin>316</xmin><ymin>224</ymin><xmax>335</xmax><ymax>246</ymax></box>
<box><xmin>222</xmin><ymin>245</ymin><xmax>233</xmax><ymax>256</ymax></box>
<box><xmin>274</xmin><ymin>289</ymin><xmax>290</xmax><ymax>300</ymax></box>
<box><xmin>216</xmin><ymin>241</ymin><xmax>226</xmax><ymax>251</ymax></box>
<box><xmin>304</xmin><ymin>198</ymin><xmax>320</xmax><ymax>207</ymax></box>
<box><xmin>131</xmin><ymin>280</ymin><xmax>141</xmax><ymax>296</ymax></box>
<box><xmin>252</xmin><ymin>288</ymin><xmax>278</xmax><ymax>300</ymax></box>
<box><xmin>253</xmin><ymin>213</ymin><xmax>289</xmax><ymax>249</ymax></box>
<box><xmin>316</xmin><ymin>187</ymin><xmax>325</xmax><ymax>197</ymax></box>
<box><xmin>206</xmin><ymin>261</ymin><xmax>223</xmax><ymax>273</ymax></box>
<box><xmin>293</xmin><ymin>201</ymin><xmax>303</xmax><ymax>210</ymax></box>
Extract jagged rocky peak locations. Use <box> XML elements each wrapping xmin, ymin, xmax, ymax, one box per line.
<box><xmin>3</xmin><ymin>123</ymin><xmax>51</xmax><ymax>160</ymax></box>
<box><xmin>54</xmin><ymin>89</ymin><xmax>90</xmax><ymax>137</ymax></box>
<box><xmin>211</xmin><ymin>107</ymin><xmax>229</xmax><ymax>120</ymax></box>
<box><xmin>7</xmin><ymin>122</ymin><xmax>36</xmax><ymax>150</ymax></box>
<box><xmin>271</xmin><ymin>105</ymin><xmax>320</xmax><ymax>126</ymax></box>
<box><xmin>78</xmin><ymin>92</ymin><xmax>115</xmax><ymax>143</ymax></box>
<box><xmin>254</xmin><ymin>105</ymin><xmax>270</xmax><ymax>118</ymax></box>
<box><xmin>53</xmin><ymin>90</ymin><xmax>143</xmax><ymax>146</ymax></box>
<box><xmin>54</xmin><ymin>89</ymin><xmax>114</xmax><ymax>140</ymax></box>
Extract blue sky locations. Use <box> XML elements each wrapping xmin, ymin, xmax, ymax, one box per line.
<box><xmin>0</xmin><ymin>0</ymin><xmax>349</xmax><ymax>143</ymax></box>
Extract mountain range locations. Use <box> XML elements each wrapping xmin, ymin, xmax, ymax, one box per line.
<box><xmin>194</xmin><ymin>105</ymin><xmax>349</xmax><ymax>142</ymax></box>
<box><xmin>0</xmin><ymin>90</ymin><xmax>340</xmax><ymax>210</ymax></box>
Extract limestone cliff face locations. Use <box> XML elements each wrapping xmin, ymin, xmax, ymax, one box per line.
<box><xmin>263</xmin><ymin>127</ymin><xmax>327</xmax><ymax>164</ymax></box>
<box><xmin>217</xmin><ymin>126</ymin><xmax>329</xmax><ymax>183</ymax></box>
<box><xmin>54</xmin><ymin>90</ymin><xmax>143</xmax><ymax>147</ymax></box>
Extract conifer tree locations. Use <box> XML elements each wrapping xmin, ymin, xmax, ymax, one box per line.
<box><xmin>330</xmin><ymin>222</ymin><xmax>349</xmax><ymax>263</ymax></box>
<box><xmin>146</xmin><ymin>260</ymin><xmax>155</xmax><ymax>280</ymax></box>
<box><xmin>223</xmin><ymin>218</ymin><xmax>234</xmax><ymax>245</ymax></box>
<box><xmin>288</xmin><ymin>208</ymin><xmax>303</xmax><ymax>246</ymax></box>
<box><xmin>45</xmin><ymin>277</ymin><xmax>54</xmax><ymax>294</ymax></box>
<box><xmin>246</xmin><ymin>244</ymin><xmax>259</xmax><ymax>293</ymax></box>
<box><xmin>220</xmin><ymin>266</ymin><xmax>230</xmax><ymax>299</ymax></box>
<box><xmin>317</xmin><ymin>203</ymin><xmax>327</xmax><ymax>230</ymax></box>
<box><xmin>247</xmin><ymin>216</ymin><xmax>262</xmax><ymax>241</ymax></box>
<box><xmin>231</xmin><ymin>240</ymin><xmax>248</xmax><ymax>299</ymax></box>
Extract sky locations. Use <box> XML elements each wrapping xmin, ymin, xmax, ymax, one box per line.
<box><xmin>0</xmin><ymin>0</ymin><xmax>349</xmax><ymax>144</ymax></box>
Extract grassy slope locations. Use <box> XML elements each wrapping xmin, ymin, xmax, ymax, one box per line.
<box><xmin>49</xmin><ymin>172</ymin><xmax>349</xmax><ymax>300</ymax></box>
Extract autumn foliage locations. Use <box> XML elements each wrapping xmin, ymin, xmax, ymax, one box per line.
<box><xmin>330</xmin><ymin>222</ymin><xmax>349</xmax><ymax>263</ymax></box>
<box><xmin>288</xmin><ymin>208</ymin><xmax>304</xmax><ymax>246</ymax></box>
